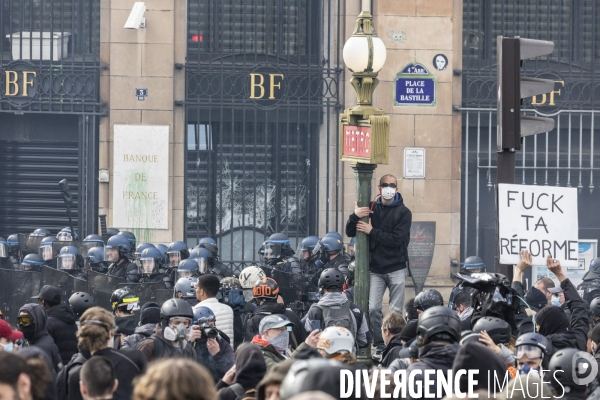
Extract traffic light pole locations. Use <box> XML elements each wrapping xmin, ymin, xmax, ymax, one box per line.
<box><xmin>495</xmin><ymin>151</ymin><xmax>515</xmax><ymax>279</ymax></box>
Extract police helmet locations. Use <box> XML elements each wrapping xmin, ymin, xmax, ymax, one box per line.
<box><xmin>167</xmin><ymin>241</ymin><xmax>190</xmax><ymax>267</ymax></box>
<box><xmin>189</xmin><ymin>247</ymin><xmax>211</xmax><ymax>273</ymax></box>
<box><xmin>22</xmin><ymin>254</ymin><xmax>45</xmax><ymax>271</ymax></box>
<box><xmin>300</xmin><ymin>236</ymin><xmax>319</xmax><ymax>252</ymax></box>
<box><xmin>198</xmin><ymin>237</ymin><xmax>219</xmax><ymax>259</ymax></box>
<box><xmin>591</xmin><ymin>297</ymin><xmax>600</xmax><ymax>317</ymax></box>
<box><xmin>315</xmin><ymin>236</ymin><xmax>343</xmax><ymax>255</ymax></box>
<box><xmin>105</xmin><ymin>235</ymin><xmax>131</xmax><ymax>260</ymax></box>
<box><xmin>117</xmin><ymin>231</ymin><xmax>137</xmax><ymax>249</ymax></box>
<box><xmin>174</xmin><ymin>277</ymin><xmax>198</xmax><ymax>300</ymax></box>
<box><xmin>472</xmin><ymin>316</ymin><xmax>512</xmax><ymax>345</ymax></box>
<box><xmin>414</xmin><ymin>289</ymin><xmax>444</xmax><ymax>311</ymax></box>
<box><xmin>266</xmin><ymin>232</ymin><xmax>295</xmax><ymax>257</ymax></box>
<box><xmin>110</xmin><ymin>287</ymin><xmax>139</xmax><ymax>313</ymax></box>
<box><xmin>177</xmin><ymin>259</ymin><xmax>199</xmax><ymax>280</ymax></box>
<box><xmin>416</xmin><ymin>306</ymin><xmax>461</xmax><ymax>346</ymax></box>
<box><xmin>462</xmin><ymin>255</ymin><xmax>485</xmax><ymax>273</ymax></box>
<box><xmin>86</xmin><ymin>246</ymin><xmax>105</xmax><ymax>264</ymax></box>
<box><xmin>69</xmin><ymin>292</ymin><xmax>96</xmax><ymax>318</ymax></box>
<box><xmin>57</xmin><ymin>246</ymin><xmax>83</xmax><ymax>270</ymax></box>
<box><xmin>83</xmin><ymin>234</ymin><xmax>104</xmax><ymax>243</ymax></box>
<box><xmin>106</xmin><ymin>227</ymin><xmax>120</xmax><ymax>237</ymax></box>
<box><xmin>57</xmin><ymin>227</ymin><xmax>78</xmax><ymax>241</ymax></box>
<box><xmin>349</xmin><ymin>237</ymin><xmax>356</xmax><ymax>246</ymax></box>
<box><xmin>324</xmin><ymin>232</ymin><xmax>343</xmax><ymax>241</ymax></box>
<box><xmin>318</xmin><ymin>268</ymin><xmax>344</xmax><ymax>290</ymax></box>
<box><xmin>0</xmin><ymin>237</ymin><xmax>7</xmax><ymax>258</ymax></box>
<box><xmin>193</xmin><ymin>306</ymin><xmax>216</xmax><ymax>325</ymax></box>
<box><xmin>38</xmin><ymin>236</ymin><xmax>57</xmax><ymax>261</ymax></box>
<box><xmin>31</xmin><ymin>228</ymin><xmax>51</xmax><ymax>237</ymax></box>
<box><xmin>139</xmin><ymin>247</ymin><xmax>163</xmax><ymax>275</ymax></box>
<box><xmin>155</xmin><ymin>243</ymin><xmax>169</xmax><ymax>266</ymax></box>
<box><xmin>134</xmin><ymin>243</ymin><xmax>156</xmax><ymax>257</ymax></box>
<box><xmin>6</xmin><ymin>234</ymin><xmax>19</xmax><ymax>252</ymax></box>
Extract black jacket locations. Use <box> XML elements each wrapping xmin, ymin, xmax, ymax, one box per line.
<box><xmin>243</xmin><ymin>301</ymin><xmax>307</xmax><ymax>346</ymax></box>
<box><xmin>67</xmin><ymin>348</ymin><xmax>147</xmax><ymax>400</ymax></box>
<box><xmin>346</xmin><ymin>193</ymin><xmax>412</xmax><ymax>274</ymax></box>
<box><xmin>46</xmin><ymin>303</ymin><xmax>79</xmax><ymax>365</ymax></box>
<box><xmin>194</xmin><ymin>331</ymin><xmax>235</xmax><ymax>382</ymax></box>
<box><xmin>406</xmin><ymin>342</ymin><xmax>461</xmax><ymax>400</ymax></box>
<box><xmin>380</xmin><ymin>333</ymin><xmax>404</xmax><ymax>367</ymax></box>
<box><xmin>107</xmin><ymin>258</ymin><xmax>138</xmax><ymax>281</ymax></box>
<box><xmin>547</xmin><ymin>279</ymin><xmax>589</xmax><ymax>353</ymax></box>
<box><xmin>19</xmin><ymin>303</ymin><xmax>62</xmax><ymax>372</ymax></box>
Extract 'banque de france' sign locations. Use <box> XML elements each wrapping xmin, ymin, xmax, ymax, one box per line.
<box><xmin>394</xmin><ymin>63</ymin><xmax>436</xmax><ymax>107</ymax></box>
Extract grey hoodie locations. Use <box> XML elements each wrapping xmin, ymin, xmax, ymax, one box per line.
<box><xmin>121</xmin><ymin>323</ymin><xmax>157</xmax><ymax>349</ymax></box>
<box><xmin>303</xmin><ymin>292</ymin><xmax>369</xmax><ymax>347</ymax></box>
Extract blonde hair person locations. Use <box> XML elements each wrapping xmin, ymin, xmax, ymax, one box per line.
<box><xmin>133</xmin><ymin>358</ymin><xmax>216</xmax><ymax>400</ymax></box>
<box><xmin>77</xmin><ymin>307</ymin><xmax>115</xmax><ymax>353</ymax></box>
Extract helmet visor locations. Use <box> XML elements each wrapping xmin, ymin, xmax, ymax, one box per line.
<box><xmin>58</xmin><ymin>254</ymin><xmax>76</xmax><ymax>270</ymax></box>
<box><xmin>195</xmin><ymin>315</ymin><xmax>216</xmax><ymax>325</ymax></box>
<box><xmin>262</xmin><ymin>243</ymin><xmax>281</xmax><ymax>261</ymax></box>
<box><xmin>39</xmin><ymin>245</ymin><xmax>55</xmax><ymax>261</ymax></box>
<box><xmin>347</xmin><ymin>243</ymin><xmax>355</xmax><ymax>257</ymax></box>
<box><xmin>140</xmin><ymin>258</ymin><xmax>157</xmax><ymax>274</ymax></box>
<box><xmin>105</xmin><ymin>246</ymin><xmax>120</xmax><ymax>263</ymax></box>
<box><xmin>192</xmin><ymin>257</ymin><xmax>208</xmax><ymax>274</ymax></box>
<box><xmin>167</xmin><ymin>251</ymin><xmax>181</xmax><ymax>268</ymax></box>
<box><xmin>57</xmin><ymin>232</ymin><xmax>73</xmax><ymax>241</ymax></box>
<box><xmin>0</xmin><ymin>242</ymin><xmax>8</xmax><ymax>258</ymax></box>
<box><xmin>515</xmin><ymin>345</ymin><xmax>543</xmax><ymax>360</ymax></box>
<box><xmin>177</xmin><ymin>268</ymin><xmax>196</xmax><ymax>280</ymax></box>
<box><xmin>81</xmin><ymin>242</ymin><xmax>103</xmax><ymax>258</ymax></box>
<box><xmin>312</xmin><ymin>241</ymin><xmax>322</xmax><ymax>256</ymax></box>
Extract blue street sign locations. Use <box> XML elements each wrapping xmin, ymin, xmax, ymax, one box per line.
<box><xmin>394</xmin><ymin>63</ymin><xmax>436</xmax><ymax>106</ymax></box>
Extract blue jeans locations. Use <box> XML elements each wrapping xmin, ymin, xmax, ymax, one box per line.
<box><xmin>369</xmin><ymin>269</ymin><xmax>406</xmax><ymax>349</ymax></box>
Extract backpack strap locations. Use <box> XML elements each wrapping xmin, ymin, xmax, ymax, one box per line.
<box><xmin>152</xmin><ymin>336</ymin><xmax>165</xmax><ymax>359</ymax></box>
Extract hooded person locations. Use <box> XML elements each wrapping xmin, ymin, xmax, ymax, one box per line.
<box><xmin>216</xmin><ymin>343</ymin><xmax>267</xmax><ymax>400</ymax></box>
<box><xmin>524</xmin><ymin>286</ymin><xmax>548</xmax><ymax>312</ymax></box>
<box><xmin>399</xmin><ymin>319</ymin><xmax>418</xmax><ymax>345</ymax></box>
<box><xmin>452</xmin><ymin>342</ymin><xmax>508</xmax><ymax>394</ymax></box>
<box><xmin>536</xmin><ymin>304</ymin><xmax>587</xmax><ymax>352</ymax></box>
<box><xmin>17</xmin><ymin>303</ymin><xmax>62</xmax><ymax>372</ymax></box>
<box><xmin>121</xmin><ymin>302</ymin><xmax>161</xmax><ymax>350</ymax></box>
<box><xmin>256</xmin><ymin>359</ymin><xmax>296</xmax><ymax>400</ymax></box>
<box><xmin>33</xmin><ymin>285</ymin><xmax>79</xmax><ymax>365</ymax></box>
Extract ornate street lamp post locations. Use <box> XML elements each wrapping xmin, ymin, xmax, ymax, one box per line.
<box><xmin>340</xmin><ymin>4</ymin><xmax>389</xmax><ymax>364</ymax></box>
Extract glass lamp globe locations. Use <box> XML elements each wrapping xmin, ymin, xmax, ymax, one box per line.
<box><xmin>342</xmin><ymin>35</ymin><xmax>387</xmax><ymax>73</ymax></box>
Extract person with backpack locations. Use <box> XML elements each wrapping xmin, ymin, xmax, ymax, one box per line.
<box><xmin>190</xmin><ymin>306</ymin><xmax>235</xmax><ymax>382</ymax></box>
<box><xmin>121</xmin><ymin>302</ymin><xmax>161</xmax><ymax>349</ymax></box>
<box><xmin>243</xmin><ymin>277</ymin><xmax>307</xmax><ymax>348</ymax></box>
<box><xmin>61</xmin><ymin>306</ymin><xmax>146</xmax><ymax>400</ymax></box>
<box><xmin>316</xmin><ymin>326</ymin><xmax>357</xmax><ymax>365</ymax></box>
<box><xmin>136</xmin><ymin>298</ymin><xmax>196</xmax><ymax>362</ymax></box>
<box><xmin>303</xmin><ymin>268</ymin><xmax>370</xmax><ymax>349</ymax></box>
<box><xmin>217</xmin><ymin>343</ymin><xmax>267</xmax><ymax>400</ymax></box>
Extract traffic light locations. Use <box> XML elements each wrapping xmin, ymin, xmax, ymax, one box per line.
<box><xmin>497</xmin><ymin>36</ymin><xmax>556</xmax><ymax>151</ymax></box>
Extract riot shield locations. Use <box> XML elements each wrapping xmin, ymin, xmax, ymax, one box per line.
<box><xmin>87</xmin><ymin>270</ymin><xmax>127</xmax><ymax>311</ymax></box>
<box><xmin>0</xmin><ymin>268</ymin><xmax>41</xmax><ymax>324</ymax></box>
<box><xmin>40</xmin><ymin>266</ymin><xmax>88</xmax><ymax>303</ymax></box>
<box><xmin>18</xmin><ymin>233</ymin><xmax>43</xmax><ymax>257</ymax></box>
<box><xmin>270</xmin><ymin>269</ymin><xmax>307</xmax><ymax>307</ymax></box>
<box><xmin>81</xmin><ymin>242</ymin><xmax>104</xmax><ymax>259</ymax></box>
<box><xmin>155</xmin><ymin>289</ymin><xmax>173</xmax><ymax>305</ymax></box>
<box><xmin>117</xmin><ymin>282</ymin><xmax>170</xmax><ymax>305</ymax></box>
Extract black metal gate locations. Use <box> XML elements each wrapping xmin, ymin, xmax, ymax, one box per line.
<box><xmin>0</xmin><ymin>0</ymin><xmax>101</xmax><ymax>237</ymax></box>
<box><xmin>461</xmin><ymin>0</ymin><xmax>600</xmax><ymax>268</ymax></box>
<box><xmin>185</xmin><ymin>0</ymin><xmax>342</xmax><ymax>271</ymax></box>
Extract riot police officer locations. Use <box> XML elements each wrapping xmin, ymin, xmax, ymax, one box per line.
<box><xmin>56</xmin><ymin>246</ymin><xmax>87</xmax><ymax>281</ymax></box>
<box><xmin>134</xmin><ymin>243</ymin><xmax>156</xmax><ymax>266</ymax></box>
<box><xmin>82</xmin><ymin>234</ymin><xmax>104</xmax><ymax>256</ymax></box>
<box><xmin>190</xmin><ymin>247</ymin><xmax>232</xmax><ymax>281</ymax></box>
<box><xmin>86</xmin><ymin>246</ymin><xmax>108</xmax><ymax>273</ymax></box>
<box><xmin>105</xmin><ymin>235</ymin><xmax>138</xmax><ymax>281</ymax></box>
<box><xmin>175</xmin><ymin>276</ymin><xmax>199</xmax><ymax>307</ymax></box>
<box><xmin>177</xmin><ymin>258</ymin><xmax>200</xmax><ymax>279</ymax></box>
<box><xmin>21</xmin><ymin>254</ymin><xmax>45</xmax><ymax>272</ymax></box>
<box><xmin>347</xmin><ymin>237</ymin><xmax>356</xmax><ymax>261</ymax></box>
<box><xmin>31</xmin><ymin>228</ymin><xmax>51</xmax><ymax>237</ymax></box>
<box><xmin>313</xmin><ymin>236</ymin><xmax>350</xmax><ymax>277</ymax></box>
<box><xmin>578</xmin><ymin>257</ymin><xmax>600</xmax><ymax>305</ymax></box>
<box><xmin>138</xmin><ymin>247</ymin><xmax>171</xmax><ymax>288</ymax></box>
<box><xmin>155</xmin><ymin>243</ymin><xmax>170</xmax><ymax>269</ymax></box>
<box><xmin>38</xmin><ymin>236</ymin><xmax>57</xmax><ymax>269</ymax></box>
<box><xmin>0</xmin><ymin>237</ymin><xmax>11</xmax><ymax>269</ymax></box>
<box><xmin>196</xmin><ymin>237</ymin><xmax>233</xmax><ymax>279</ymax></box>
<box><xmin>56</xmin><ymin>227</ymin><xmax>78</xmax><ymax>241</ymax></box>
<box><xmin>298</xmin><ymin>236</ymin><xmax>320</xmax><ymax>275</ymax></box>
<box><xmin>6</xmin><ymin>234</ymin><xmax>21</xmax><ymax>269</ymax></box>
<box><xmin>117</xmin><ymin>230</ymin><xmax>137</xmax><ymax>257</ymax></box>
<box><xmin>259</xmin><ymin>232</ymin><xmax>301</xmax><ymax>274</ymax></box>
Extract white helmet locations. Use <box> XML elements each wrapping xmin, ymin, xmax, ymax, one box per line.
<box><xmin>317</xmin><ymin>326</ymin><xmax>355</xmax><ymax>355</ymax></box>
<box><xmin>239</xmin><ymin>265</ymin><xmax>266</xmax><ymax>289</ymax></box>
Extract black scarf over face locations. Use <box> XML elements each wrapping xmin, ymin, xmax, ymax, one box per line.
<box><xmin>536</xmin><ymin>305</ymin><xmax>570</xmax><ymax>336</ymax></box>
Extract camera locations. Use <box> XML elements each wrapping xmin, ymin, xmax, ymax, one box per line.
<box><xmin>201</xmin><ymin>324</ymin><xmax>218</xmax><ymax>339</ymax></box>
<box><xmin>124</xmin><ymin>2</ymin><xmax>146</xmax><ymax>29</ymax></box>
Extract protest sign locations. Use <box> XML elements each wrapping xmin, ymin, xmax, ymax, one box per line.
<box><xmin>498</xmin><ymin>183</ymin><xmax>578</xmax><ymax>267</ymax></box>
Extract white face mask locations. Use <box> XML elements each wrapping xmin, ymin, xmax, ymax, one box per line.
<box><xmin>381</xmin><ymin>187</ymin><xmax>396</xmax><ymax>200</ymax></box>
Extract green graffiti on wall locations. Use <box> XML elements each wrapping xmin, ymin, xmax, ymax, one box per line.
<box><xmin>123</xmin><ymin>169</ymin><xmax>154</xmax><ymax>243</ymax></box>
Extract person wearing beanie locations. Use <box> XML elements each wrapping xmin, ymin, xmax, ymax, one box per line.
<box><xmin>256</xmin><ymin>359</ymin><xmax>296</xmax><ymax>400</ymax></box>
<box><xmin>451</xmin><ymin>342</ymin><xmax>508</xmax><ymax>394</ymax></box>
<box><xmin>524</xmin><ymin>286</ymin><xmax>548</xmax><ymax>312</ymax></box>
<box><xmin>217</xmin><ymin>343</ymin><xmax>267</xmax><ymax>400</ymax></box>
<box><xmin>399</xmin><ymin>319</ymin><xmax>418</xmax><ymax>345</ymax></box>
<box><xmin>122</xmin><ymin>302</ymin><xmax>161</xmax><ymax>349</ymax></box>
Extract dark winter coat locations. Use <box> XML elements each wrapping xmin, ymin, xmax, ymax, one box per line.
<box><xmin>406</xmin><ymin>342</ymin><xmax>461</xmax><ymax>400</ymax></box>
<box><xmin>217</xmin><ymin>343</ymin><xmax>266</xmax><ymax>400</ymax></box>
<box><xmin>121</xmin><ymin>323</ymin><xmax>157</xmax><ymax>349</ymax></box>
<box><xmin>107</xmin><ymin>258</ymin><xmax>138</xmax><ymax>281</ymax></box>
<box><xmin>243</xmin><ymin>300</ymin><xmax>307</xmax><ymax>346</ymax></box>
<box><xmin>19</xmin><ymin>303</ymin><xmax>62</xmax><ymax>372</ymax></box>
<box><xmin>193</xmin><ymin>331</ymin><xmax>235</xmax><ymax>382</ymax></box>
<box><xmin>346</xmin><ymin>193</ymin><xmax>412</xmax><ymax>274</ymax></box>
<box><xmin>381</xmin><ymin>333</ymin><xmax>404</xmax><ymax>367</ymax></box>
<box><xmin>46</xmin><ymin>303</ymin><xmax>79</xmax><ymax>365</ymax></box>
<box><xmin>67</xmin><ymin>347</ymin><xmax>146</xmax><ymax>400</ymax></box>
<box><xmin>137</xmin><ymin>326</ymin><xmax>196</xmax><ymax>362</ymax></box>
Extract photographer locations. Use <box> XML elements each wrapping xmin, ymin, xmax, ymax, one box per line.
<box><xmin>190</xmin><ymin>306</ymin><xmax>234</xmax><ymax>382</ymax></box>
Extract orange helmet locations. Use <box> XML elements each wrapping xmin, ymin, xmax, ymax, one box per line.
<box><xmin>253</xmin><ymin>277</ymin><xmax>279</xmax><ymax>299</ymax></box>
